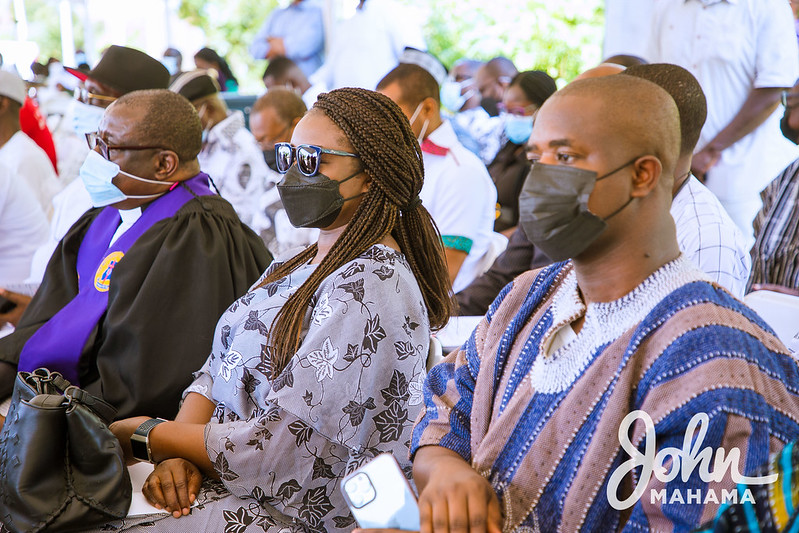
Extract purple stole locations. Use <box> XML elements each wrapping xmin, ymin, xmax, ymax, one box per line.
<box><xmin>18</xmin><ymin>173</ymin><xmax>214</xmax><ymax>384</ymax></box>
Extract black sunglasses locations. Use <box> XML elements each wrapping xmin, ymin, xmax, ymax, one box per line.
<box><xmin>275</xmin><ymin>142</ymin><xmax>359</xmax><ymax>176</ymax></box>
<box><xmin>85</xmin><ymin>132</ymin><xmax>166</xmax><ymax>160</ymax></box>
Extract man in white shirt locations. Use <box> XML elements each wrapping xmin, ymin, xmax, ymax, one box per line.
<box><xmin>378</xmin><ymin>63</ymin><xmax>497</xmax><ymax>293</ymax></box>
<box><xmin>647</xmin><ymin>0</ymin><xmax>799</xmax><ymax>244</ymax></box>
<box><xmin>171</xmin><ymin>70</ymin><xmax>272</xmax><ymax>238</ymax></box>
<box><xmin>311</xmin><ymin>0</ymin><xmax>426</xmax><ymax>92</ymax></box>
<box><xmin>0</xmin><ymin>165</ymin><xmax>48</xmax><ymax>286</ymax></box>
<box><xmin>0</xmin><ymin>71</ymin><xmax>60</xmax><ymax>217</ymax></box>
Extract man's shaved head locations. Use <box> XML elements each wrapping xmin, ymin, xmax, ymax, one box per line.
<box><xmin>484</xmin><ymin>56</ymin><xmax>518</xmax><ymax>80</ymax></box>
<box><xmin>573</xmin><ymin>63</ymin><xmax>625</xmax><ymax>81</ymax></box>
<box><xmin>111</xmin><ymin>89</ymin><xmax>203</xmax><ymax>162</ymax></box>
<box><xmin>623</xmin><ymin>63</ymin><xmax>707</xmax><ymax>158</ymax></box>
<box><xmin>546</xmin><ymin>75</ymin><xmax>681</xmax><ymax>187</ymax></box>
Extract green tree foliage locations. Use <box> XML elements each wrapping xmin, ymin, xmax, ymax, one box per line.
<box><xmin>179</xmin><ymin>0</ymin><xmax>279</xmax><ymax>87</ymax></box>
<box><xmin>415</xmin><ymin>0</ymin><xmax>604</xmax><ymax>83</ymax></box>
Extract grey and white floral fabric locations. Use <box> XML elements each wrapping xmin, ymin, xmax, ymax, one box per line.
<box><xmin>98</xmin><ymin>244</ymin><xmax>430</xmax><ymax>532</ymax></box>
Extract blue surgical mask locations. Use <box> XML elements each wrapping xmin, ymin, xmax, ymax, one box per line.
<box><xmin>161</xmin><ymin>56</ymin><xmax>180</xmax><ymax>76</ymax></box>
<box><xmin>79</xmin><ymin>150</ymin><xmax>175</xmax><ymax>207</ymax></box>
<box><xmin>503</xmin><ymin>114</ymin><xmax>534</xmax><ymax>145</ymax></box>
<box><xmin>440</xmin><ymin>78</ymin><xmax>475</xmax><ymax>113</ymax></box>
<box><xmin>72</xmin><ymin>101</ymin><xmax>106</xmax><ymax>136</ymax></box>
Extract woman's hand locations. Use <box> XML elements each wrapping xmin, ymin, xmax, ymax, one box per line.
<box><xmin>110</xmin><ymin>416</ymin><xmax>151</xmax><ymax>465</ymax></box>
<box><xmin>142</xmin><ymin>458</ymin><xmax>203</xmax><ymax>518</ymax></box>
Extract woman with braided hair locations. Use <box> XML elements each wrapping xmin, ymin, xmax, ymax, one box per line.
<box><xmin>100</xmin><ymin>88</ymin><xmax>454</xmax><ymax>532</ymax></box>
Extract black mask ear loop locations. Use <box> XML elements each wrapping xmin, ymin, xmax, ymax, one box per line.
<box><xmin>338</xmin><ymin>168</ymin><xmax>367</xmax><ymax>203</ymax></box>
<box><xmin>595</xmin><ymin>156</ymin><xmax>642</xmax><ymax>221</ymax></box>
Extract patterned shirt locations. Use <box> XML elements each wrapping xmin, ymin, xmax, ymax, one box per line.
<box><xmin>412</xmin><ymin>256</ymin><xmax>799</xmax><ymax>532</ymax></box>
<box><xmin>671</xmin><ymin>175</ymin><xmax>751</xmax><ymax>298</ymax></box>
<box><xmin>199</xmin><ymin>111</ymin><xmax>272</xmax><ymax>237</ymax></box>
<box><xmin>109</xmin><ymin>244</ymin><xmax>429</xmax><ymax>533</ymax></box>
<box><xmin>748</xmin><ymin>157</ymin><xmax>799</xmax><ymax>292</ymax></box>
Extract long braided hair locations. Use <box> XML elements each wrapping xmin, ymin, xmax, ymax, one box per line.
<box><xmin>259</xmin><ymin>87</ymin><xmax>455</xmax><ymax>376</ymax></box>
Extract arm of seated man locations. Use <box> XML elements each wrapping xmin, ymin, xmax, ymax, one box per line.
<box><xmin>442</xmin><ymin>235</ymin><xmax>472</xmax><ymax>287</ymax></box>
<box><xmin>444</xmin><ymin>247</ymin><xmax>468</xmax><ymax>287</ymax></box>
<box><xmin>353</xmin><ymin>446</ymin><xmax>501</xmax><ymax>533</ymax></box>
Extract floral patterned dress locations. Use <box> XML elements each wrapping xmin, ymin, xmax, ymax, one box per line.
<box><xmin>103</xmin><ymin>244</ymin><xmax>430</xmax><ymax>532</ymax></box>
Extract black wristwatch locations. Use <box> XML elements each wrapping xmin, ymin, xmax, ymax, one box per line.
<box><xmin>130</xmin><ymin>418</ymin><xmax>166</xmax><ymax>463</ymax></box>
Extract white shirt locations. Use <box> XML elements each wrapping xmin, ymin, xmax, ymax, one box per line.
<box><xmin>0</xmin><ymin>164</ymin><xmax>49</xmax><ymax>285</ymax></box>
<box><xmin>420</xmin><ymin>120</ymin><xmax>497</xmax><ymax>293</ymax></box>
<box><xmin>26</xmin><ymin>178</ymin><xmax>93</xmax><ymax>283</ymax></box>
<box><xmin>260</xmin><ymin>165</ymin><xmax>319</xmax><ymax>258</ymax></box>
<box><xmin>310</xmin><ymin>0</ymin><xmax>426</xmax><ymax>91</ymax></box>
<box><xmin>0</xmin><ymin>131</ymin><xmax>61</xmax><ymax>217</ymax></box>
<box><xmin>109</xmin><ymin>207</ymin><xmax>142</xmax><ymax>246</ymax></box>
<box><xmin>647</xmin><ymin>0</ymin><xmax>799</xmax><ymax>203</ymax></box>
<box><xmin>199</xmin><ymin>111</ymin><xmax>271</xmax><ymax>235</ymax></box>
<box><xmin>670</xmin><ymin>175</ymin><xmax>751</xmax><ymax>298</ymax></box>
<box><xmin>50</xmin><ymin>99</ymin><xmax>91</xmax><ymax>187</ymax></box>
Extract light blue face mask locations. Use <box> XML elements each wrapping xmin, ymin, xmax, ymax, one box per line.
<box><xmin>440</xmin><ymin>78</ymin><xmax>475</xmax><ymax>113</ymax></box>
<box><xmin>161</xmin><ymin>56</ymin><xmax>180</xmax><ymax>76</ymax></box>
<box><xmin>79</xmin><ymin>150</ymin><xmax>175</xmax><ymax>207</ymax></box>
<box><xmin>72</xmin><ymin>101</ymin><xmax>106</xmax><ymax>136</ymax></box>
<box><xmin>503</xmin><ymin>114</ymin><xmax>534</xmax><ymax>145</ymax></box>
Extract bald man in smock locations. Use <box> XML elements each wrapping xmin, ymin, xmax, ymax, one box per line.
<box><xmin>360</xmin><ymin>76</ymin><xmax>799</xmax><ymax>533</ymax></box>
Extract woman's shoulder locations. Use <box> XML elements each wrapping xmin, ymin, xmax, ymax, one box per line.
<box><xmin>336</xmin><ymin>244</ymin><xmax>412</xmax><ymax>279</ymax></box>
<box><xmin>317</xmin><ymin>244</ymin><xmax>420</xmax><ymax>298</ymax></box>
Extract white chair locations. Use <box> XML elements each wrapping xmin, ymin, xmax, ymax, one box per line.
<box><xmin>474</xmin><ymin>232</ymin><xmax>509</xmax><ymax>277</ymax></box>
<box><xmin>427</xmin><ymin>335</ymin><xmax>444</xmax><ymax>371</ymax></box>
<box><xmin>744</xmin><ymin>290</ymin><xmax>799</xmax><ymax>356</ymax></box>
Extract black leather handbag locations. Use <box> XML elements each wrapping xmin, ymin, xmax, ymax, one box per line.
<box><xmin>0</xmin><ymin>368</ymin><xmax>131</xmax><ymax>532</ymax></box>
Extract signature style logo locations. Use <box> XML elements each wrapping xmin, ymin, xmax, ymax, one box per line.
<box><xmin>607</xmin><ymin>410</ymin><xmax>777</xmax><ymax>510</ymax></box>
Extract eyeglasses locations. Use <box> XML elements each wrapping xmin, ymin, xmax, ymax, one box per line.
<box><xmin>497</xmin><ymin>102</ymin><xmax>539</xmax><ymax>117</ymax></box>
<box><xmin>85</xmin><ymin>132</ymin><xmax>167</xmax><ymax>160</ymax></box>
<box><xmin>74</xmin><ymin>87</ymin><xmax>118</xmax><ymax>105</ymax></box>
<box><xmin>781</xmin><ymin>90</ymin><xmax>799</xmax><ymax>109</ymax></box>
<box><xmin>275</xmin><ymin>143</ymin><xmax>359</xmax><ymax>176</ymax></box>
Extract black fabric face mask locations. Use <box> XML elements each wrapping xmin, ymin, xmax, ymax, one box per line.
<box><xmin>517</xmin><ymin>158</ymin><xmax>639</xmax><ymax>262</ymax></box>
<box><xmin>276</xmin><ymin>165</ymin><xmax>363</xmax><ymax>229</ymax></box>
<box><xmin>780</xmin><ymin>111</ymin><xmax>799</xmax><ymax>145</ymax></box>
<box><xmin>480</xmin><ymin>97</ymin><xmax>500</xmax><ymax>117</ymax></box>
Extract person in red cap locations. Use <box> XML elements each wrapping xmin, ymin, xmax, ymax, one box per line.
<box><xmin>23</xmin><ymin>46</ymin><xmax>171</xmax><ymax>287</ymax></box>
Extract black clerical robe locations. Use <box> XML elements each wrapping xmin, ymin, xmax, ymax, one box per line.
<box><xmin>0</xmin><ymin>194</ymin><xmax>272</xmax><ymax>419</ymax></box>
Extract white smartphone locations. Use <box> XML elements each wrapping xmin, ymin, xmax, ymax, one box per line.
<box><xmin>341</xmin><ymin>453</ymin><xmax>421</xmax><ymax>530</ymax></box>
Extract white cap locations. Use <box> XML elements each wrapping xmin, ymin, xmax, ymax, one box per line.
<box><xmin>0</xmin><ymin>71</ymin><xmax>27</xmax><ymax>105</ymax></box>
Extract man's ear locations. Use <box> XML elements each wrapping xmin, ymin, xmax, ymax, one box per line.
<box><xmin>154</xmin><ymin>150</ymin><xmax>180</xmax><ymax>180</ymax></box>
<box><xmin>630</xmin><ymin>155</ymin><xmax>662</xmax><ymax>197</ymax></box>
<box><xmin>422</xmin><ymin>96</ymin><xmax>439</xmax><ymax>119</ymax></box>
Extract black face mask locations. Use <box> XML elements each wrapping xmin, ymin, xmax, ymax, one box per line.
<box><xmin>480</xmin><ymin>97</ymin><xmax>500</xmax><ymax>117</ymax></box>
<box><xmin>517</xmin><ymin>158</ymin><xmax>639</xmax><ymax>262</ymax></box>
<box><xmin>276</xmin><ymin>166</ymin><xmax>363</xmax><ymax>229</ymax></box>
<box><xmin>781</xmin><ymin>110</ymin><xmax>799</xmax><ymax>145</ymax></box>
<box><xmin>263</xmin><ymin>148</ymin><xmax>278</xmax><ymax>172</ymax></box>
